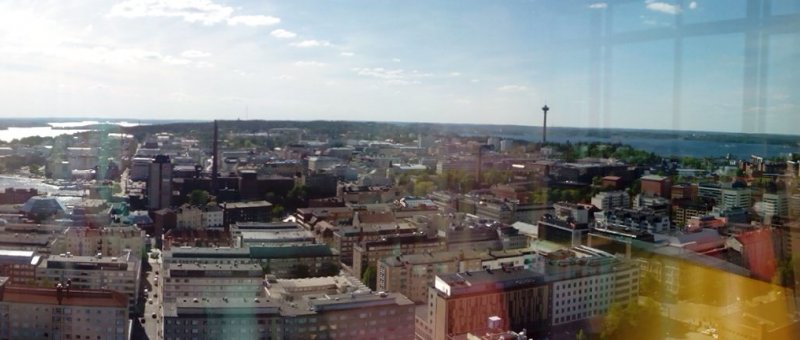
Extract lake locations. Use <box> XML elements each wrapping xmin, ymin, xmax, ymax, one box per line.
<box><xmin>0</xmin><ymin>121</ymin><xmax>142</xmax><ymax>142</ymax></box>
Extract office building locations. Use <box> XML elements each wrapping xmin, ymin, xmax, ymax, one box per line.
<box><xmin>148</xmin><ymin>155</ymin><xmax>173</xmax><ymax>210</ymax></box>
<box><xmin>222</xmin><ymin>201</ymin><xmax>272</xmax><ymax>228</ymax></box>
<box><xmin>640</xmin><ymin>175</ymin><xmax>671</xmax><ymax>198</ymax></box>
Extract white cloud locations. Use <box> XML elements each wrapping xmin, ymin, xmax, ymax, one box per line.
<box><xmin>273</xmin><ymin>74</ymin><xmax>294</xmax><ymax>80</ymax></box>
<box><xmin>689</xmin><ymin>1</ymin><xmax>697</xmax><ymax>10</ymax></box>
<box><xmin>589</xmin><ymin>2</ymin><xmax>608</xmax><ymax>9</ymax></box>
<box><xmin>109</xmin><ymin>0</ymin><xmax>279</xmax><ymax>26</ymax></box>
<box><xmin>227</xmin><ymin>15</ymin><xmax>280</xmax><ymax>27</ymax></box>
<box><xmin>270</xmin><ymin>29</ymin><xmax>296</xmax><ymax>39</ymax></box>
<box><xmin>88</xmin><ymin>83</ymin><xmax>111</xmax><ymax>91</ymax></box>
<box><xmin>449</xmin><ymin>72</ymin><xmax>461</xmax><ymax>77</ymax></box>
<box><xmin>497</xmin><ymin>85</ymin><xmax>528</xmax><ymax>92</ymax></box>
<box><xmin>352</xmin><ymin>67</ymin><xmax>433</xmax><ymax>85</ymax></box>
<box><xmin>290</xmin><ymin>40</ymin><xmax>331</xmax><ymax>48</ymax></box>
<box><xmin>391</xmin><ymin>58</ymin><xmax>401</xmax><ymax>63</ymax></box>
<box><xmin>162</xmin><ymin>55</ymin><xmax>192</xmax><ymax>65</ymax></box>
<box><xmin>340</xmin><ymin>51</ymin><xmax>355</xmax><ymax>57</ymax></box>
<box><xmin>19</xmin><ymin>43</ymin><xmax>213</xmax><ymax>68</ymax></box>
<box><xmin>470</xmin><ymin>79</ymin><xmax>480</xmax><ymax>83</ymax></box>
<box><xmin>181</xmin><ymin>50</ymin><xmax>211</xmax><ymax>58</ymax></box>
<box><xmin>194</xmin><ymin>61</ymin><xmax>215</xmax><ymax>68</ymax></box>
<box><xmin>294</xmin><ymin>61</ymin><xmax>326</xmax><ymax>67</ymax></box>
<box><xmin>645</xmin><ymin>1</ymin><xmax>681</xmax><ymax>15</ymax></box>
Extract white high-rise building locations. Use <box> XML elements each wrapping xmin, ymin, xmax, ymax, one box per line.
<box><xmin>762</xmin><ymin>193</ymin><xmax>789</xmax><ymax>219</ymax></box>
<box><xmin>719</xmin><ymin>188</ymin><xmax>751</xmax><ymax>210</ymax></box>
<box><xmin>591</xmin><ymin>191</ymin><xmax>631</xmax><ymax>211</ymax></box>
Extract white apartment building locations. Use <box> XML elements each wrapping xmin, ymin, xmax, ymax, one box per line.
<box><xmin>34</xmin><ymin>251</ymin><xmax>141</xmax><ymax>312</ymax></box>
<box><xmin>201</xmin><ymin>205</ymin><xmax>224</xmax><ymax>228</ymax></box>
<box><xmin>54</xmin><ymin>226</ymin><xmax>145</xmax><ymax>258</ymax></box>
<box><xmin>594</xmin><ymin>208</ymin><xmax>671</xmax><ymax>234</ymax></box>
<box><xmin>549</xmin><ymin>247</ymin><xmax>639</xmax><ymax>326</ymax></box>
<box><xmin>719</xmin><ymin>188</ymin><xmax>752</xmax><ymax>210</ymax></box>
<box><xmin>761</xmin><ymin>193</ymin><xmax>789</xmax><ymax>218</ymax></box>
<box><xmin>591</xmin><ymin>191</ymin><xmax>631</xmax><ymax>211</ymax></box>
<box><xmin>175</xmin><ymin>205</ymin><xmax>202</xmax><ymax>229</ymax></box>
<box><xmin>161</xmin><ymin>262</ymin><xmax>264</xmax><ymax>303</ymax></box>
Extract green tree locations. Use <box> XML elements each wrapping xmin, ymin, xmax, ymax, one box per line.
<box><xmin>271</xmin><ymin>205</ymin><xmax>285</xmax><ymax>220</ymax></box>
<box><xmin>187</xmin><ymin>189</ymin><xmax>210</xmax><ymax>206</ymax></box>
<box><xmin>413</xmin><ymin>181</ymin><xmax>436</xmax><ymax>196</ymax></box>
<box><xmin>361</xmin><ymin>265</ymin><xmax>377</xmax><ymax>290</ymax></box>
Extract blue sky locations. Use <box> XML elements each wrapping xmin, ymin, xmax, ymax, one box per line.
<box><xmin>0</xmin><ymin>0</ymin><xmax>797</xmax><ymax>134</ymax></box>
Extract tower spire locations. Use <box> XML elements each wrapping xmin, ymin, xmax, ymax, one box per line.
<box><xmin>541</xmin><ymin>104</ymin><xmax>550</xmax><ymax>144</ymax></box>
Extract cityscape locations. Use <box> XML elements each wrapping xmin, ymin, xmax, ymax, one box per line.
<box><xmin>0</xmin><ymin>1</ymin><xmax>799</xmax><ymax>340</ymax></box>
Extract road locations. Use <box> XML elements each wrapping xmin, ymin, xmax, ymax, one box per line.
<box><xmin>132</xmin><ymin>249</ymin><xmax>162</xmax><ymax>340</ymax></box>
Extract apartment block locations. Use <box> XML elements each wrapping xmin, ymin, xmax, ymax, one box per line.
<box><xmin>591</xmin><ymin>191</ymin><xmax>630</xmax><ymax>211</ymax></box>
<box><xmin>161</xmin><ymin>262</ymin><xmax>264</xmax><ymax>303</ymax></box>
<box><xmin>0</xmin><ymin>277</ymin><xmax>129</xmax><ymax>340</ymax></box>
<box><xmin>35</xmin><ymin>251</ymin><xmax>141</xmax><ymax>312</ymax></box>
<box><xmin>352</xmin><ymin>233</ymin><xmax>446</xmax><ymax>277</ymax></box>
<box><xmin>53</xmin><ymin>226</ymin><xmax>145</xmax><ymax>258</ymax></box>
<box><xmin>422</xmin><ymin>247</ymin><xmax>638</xmax><ymax>340</ymax></box>
<box><xmin>162</xmin><ymin>275</ymin><xmax>415</xmax><ymax>340</ymax></box>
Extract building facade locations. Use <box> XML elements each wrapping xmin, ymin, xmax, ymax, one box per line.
<box><xmin>35</xmin><ymin>252</ymin><xmax>141</xmax><ymax>311</ymax></box>
<box><xmin>0</xmin><ymin>278</ymin><xmax>129</xmax><ymax>340</ymax></box>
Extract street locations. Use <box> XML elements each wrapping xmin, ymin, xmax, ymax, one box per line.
<box><xmin>132</xmin><ymin>249</ymin><xmax>162</xmax><ymax>340</ymax></box>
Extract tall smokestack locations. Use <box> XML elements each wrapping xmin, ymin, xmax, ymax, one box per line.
<box><xmin>212</xmin><ymin>120</ymin><xmax>219</xmax><ymax>195</ymax></box>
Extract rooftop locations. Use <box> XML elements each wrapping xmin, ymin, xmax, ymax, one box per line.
<box><xmin>223</xmin><ymin>200</ymin><xmax>272</xmax><ymax>209</ymax></box>
<box><xmin>1</xmin><ymin>286</ymin><xmax>128</xmax><ymax>308</ymax></box>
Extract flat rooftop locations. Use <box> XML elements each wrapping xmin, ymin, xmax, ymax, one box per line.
<box><xmin>239</xmin><ymin>230</ymin><xmax>314</xmax><ymax>242</ymax></box>
<box><xmin>1</xmin><ymin>287</ymin><xmax>128</xmax><ymax>308</ymax></box>
<box><xmin>223</xmin><ymin>201</ymin><xmax>272</xmax><ymax>209</ymax></box>
<box><xmin>163</xmin><ymin>296</ymin><xmax>281</xmax><ymax>318</ymax></box>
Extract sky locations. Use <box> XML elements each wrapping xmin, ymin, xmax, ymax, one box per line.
<box><xmin>0</xmin><ymin>0</ymin><xmax>797</xmax><ymax>134</ymax></box>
